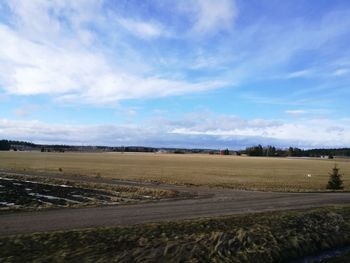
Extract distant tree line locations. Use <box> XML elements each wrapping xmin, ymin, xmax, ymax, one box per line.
<box><xmin>244</xmin><ymin>145</ymin><xmax>290</xmax><ymax>157</ymax></box>
<box><xmin>244</xmin><ymin>145</ymin><xmax>350</xmax><ymax>157</ymax></box>
<box><xmin>1</xmin><ymin>139</ymin><xmax>350</xmax><ymax>157</ymax></box>
<box><xmin>114</xmin><ymin>146</ymin><xmax>156</xmax><ymax>153</ymax></box>
<box><xmin>0</xmin><ymin>140</ymin><xmax>11</xmax><ymax>151</ymax></box>
<box><xmin>0</xmin><ymin>140</ymin><xmax>36</xmax><ymax>151</ymax></box>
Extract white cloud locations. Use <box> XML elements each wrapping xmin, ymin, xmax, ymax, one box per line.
<box><xmin>179</xmin><ymin>0</ymin><xmax>237</xmax><ymax>34</ymax></box>
<box><xmin>326</xmin><ymin>126</ymin><xmax>345</xmax><ymax>134</ymax></box>
<box><xmin>0</xmin><ymin>1</ymin><xmax>349</xmax><ymax>151</ymax></box>
<box><xmin>169</xmin><ymin>115</ymin><xmax>350</xmax><ymax>148</ymax></box>
<box><xmin>0</xmin><ymin>119</ymin><xmax>144</xmax><ymax>145</ymax></box>
<box><xmin>117</xmin><ymin>18</ymin><xmax>166</xmax><ymax>39</ymax></box>
<box><xmin>0</xmin><ymin>1</ymin><xmax>223</xmax><ymax>105</ymax></box>
<box><xmin>5</xmin><ymin>0</ymin><xmax>102</xmax><ymax>43</ymax></box>
<box><xmin>285</xmin><ymin>110</ymin><xmax>307</xmax><ymax>116</ymax></box>
<box><xmin>286</xmin><ymin>70</ymin><xmax>312</xmax><ymax>79</ymax></box>
<box><xmin>333</xmin><ymin>68</ymin><xmax>350</xmax><ymax>76</ymax></box>
<box><xmin>158</xmin><ymin>113</ymin><xmax>282</xmax><ymax>132</ymax></box>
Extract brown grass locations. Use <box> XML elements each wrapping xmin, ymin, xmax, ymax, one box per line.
<box><xmin>0</xmin><ymin>151</ymin><xmax>349</xmax><ymax>191</ymax></box>
<box><xmin>2</xmin><ymin>206</ymin><xmax>350</xmax><ymax>262</ymax></box>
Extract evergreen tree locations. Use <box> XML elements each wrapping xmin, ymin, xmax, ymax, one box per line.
<box><xmin>0</xmin><ymin>140</ymin><xmax>10</xmax><ymax>151</ymax></box>
<box><xmin>326</xmin><ymin>165</ymin><xmax>344</xmax><ymax>190</ymax></box>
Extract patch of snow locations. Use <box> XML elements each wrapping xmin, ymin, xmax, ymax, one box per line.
<box><xmin>0</xmin><ymin>177</ymin><xmax>14</xmax><ymax>181</ymax></box>
<box><xmin>28</xmin><ymin>193</ymin><xmax>61</xmax><ymax>200</ymax></box>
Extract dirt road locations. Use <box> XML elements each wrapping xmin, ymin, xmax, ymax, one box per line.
<box><xmin>1</xmin><ymin>171</ymin><xmax>350</xmax><ymax>236</ymax></box>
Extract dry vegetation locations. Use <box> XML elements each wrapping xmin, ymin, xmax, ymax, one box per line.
<box><xmin>0</xmin><ymin>173</ymin><xmax>179</xmax><ymax>212</ymax></box>
<box><xmin>2</xmin><ymin>206</ymin><xmax>350</xmax><ymax>262</ymax></box>
<box><xmin>0</xmin><ymin>151</ymin><xmax>349</xmax><ymax>191</ymax></box>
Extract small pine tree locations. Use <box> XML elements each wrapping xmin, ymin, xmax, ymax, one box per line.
<box><xmin>326</xmin><ymin>164</ymin><xmax>344</xmax><ymax>190</ymax></box>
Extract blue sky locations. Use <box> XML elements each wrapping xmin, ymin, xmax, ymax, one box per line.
<box><xmin>0</xmin><ymin>0</ymin><xmax>350</xmax><ymax>149</ymax></box>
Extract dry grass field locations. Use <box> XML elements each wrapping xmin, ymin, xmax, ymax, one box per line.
<box><xmin>0</xmin><ymin>151</ymin><xmax>349</xmax><ymax>191</ymax></box>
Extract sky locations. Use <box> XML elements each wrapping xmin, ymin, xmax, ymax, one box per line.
<box><xmin>0</xmin><ymin>0</ymin><xmax>350</xmax><ymax>149</ymax></box>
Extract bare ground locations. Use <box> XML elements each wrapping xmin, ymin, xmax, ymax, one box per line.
<box><xmin>1</xmin><ymin>171</ymin><xmax>350</xmax><ymax>236</ymax></box>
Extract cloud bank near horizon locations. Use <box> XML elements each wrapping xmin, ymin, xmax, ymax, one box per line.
<box><xmin>1</xmin><ymin>114</ymin><xmax>349</xmax><ymax>149</ymax></box>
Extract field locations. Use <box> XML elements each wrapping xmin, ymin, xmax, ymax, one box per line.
<box><xmin>2</xmin><ymin>151</ymin><xmax>350</xmax><ymax>262</ymax></box>
<box><xmin>0</xmin><ymin>151</ymin><xmax>349</xmax><ymax>191</ymax></box>
<box><xmin>0</xmin><ymin>174</ymin><xmax>178</xmax><ymax>212</ymax></box>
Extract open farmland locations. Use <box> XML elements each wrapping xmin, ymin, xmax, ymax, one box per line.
<box><xmin>2</xmin><ymin>152</ymin><xmax>350</xmax><ymax>262</ymax></box>
<box><xmin>0</xmin><ymin>151</ymin><xmax>349</xmax><ymax>191</ymax></box>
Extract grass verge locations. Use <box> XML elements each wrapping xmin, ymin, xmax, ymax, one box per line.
<box><xmin>1</xmin><ymin>206</ymin><xmax>350</xmax><ymax>262</ymax></box>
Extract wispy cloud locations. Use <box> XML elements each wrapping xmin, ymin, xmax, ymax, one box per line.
<box><xmin>285</xmin><ymin>110</ymin><xmax>307</xmax><ymax>116</ymax></box>
<box><xmin>188</xmin><ymin>0</ymin><xmax>237</xmax><ymax>34</ymax></box>
<box><xmin>285</xmin><ymin>70</ymin><xmax>313</xmax><ymax>79</ymax></box>
<box><xmin>117</xmin><ymin>18</ymin><xmax>167</xmax><ymax>39</ymax></box>
<box><xmin>0</xmin><ymin>1</ymin><xmax>224</xmax><ymax>105</ymax></box>
<box><xmin>223</xmin><ymin>9</ymin><xmax>350</xmax><ymax>87</ymax></box>
<box><xmin>333</xmin><ymin>68</ymin><xmax>350</xmax><ymax>76</ymax></box>
<box><xmin>1</xmin><ymin>0</ymin><xmax>349</xmax><ymax>106</ymax></box>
